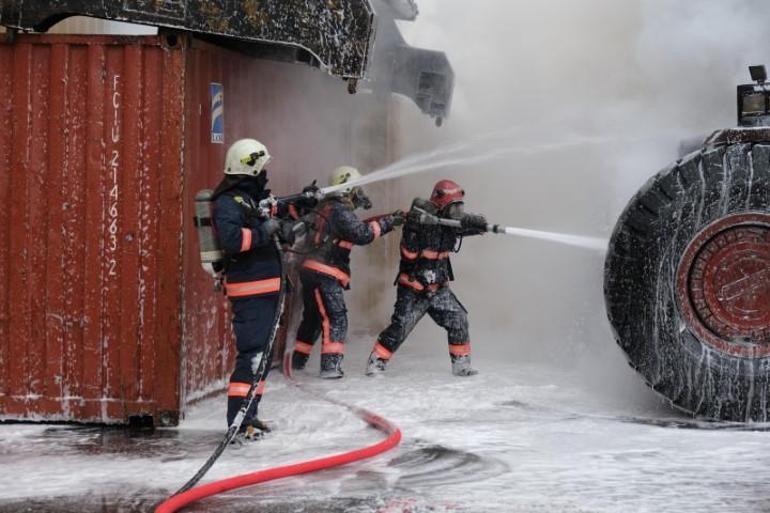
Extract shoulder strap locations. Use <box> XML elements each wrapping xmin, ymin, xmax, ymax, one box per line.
<box><xmin>307</xmin><ymin>201</ymin><xmax>336</xmax><ymax>249</ymax></box>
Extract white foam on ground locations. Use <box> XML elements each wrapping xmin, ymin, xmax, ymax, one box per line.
<box><xmin>2</xmin><ymin>338</ymin><xmax>770</xmax><ymax>512</ymax></box>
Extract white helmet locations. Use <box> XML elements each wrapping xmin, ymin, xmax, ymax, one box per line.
<box><xmin>224</xmin><ymin>139</ymin><xmax>271</xmax><ymax>176</ymax></box>
<box><xmin>329</xmin><ymin>166</ymin><xmax>362</xmax><ymax>193</ymax></box>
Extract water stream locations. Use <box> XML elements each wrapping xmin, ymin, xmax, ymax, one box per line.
<box><xmin>500</xmin><ymin>226</ymin><xmax>607</xmax><ymax>251</ymax></box>
<box><xmin>320</xmin><ymin>131</ymin><xmax>617</xmax><ymax>251</ymax></box>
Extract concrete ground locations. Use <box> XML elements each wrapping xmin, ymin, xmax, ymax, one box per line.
<box><xmin>3</xmin><ymin>339</ymin><xmax>770</xmax><ymax>513</ymax></box>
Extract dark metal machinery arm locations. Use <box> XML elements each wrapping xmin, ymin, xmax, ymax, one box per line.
<box><xmin>0</xmin><ymin>0</ymin><xmax>375</xmax><ymax>79</ymax></box>
<box><xmin>0</xmin><ymin>0</ymin><xmax>454</xmax><ymax>122</ymax></box>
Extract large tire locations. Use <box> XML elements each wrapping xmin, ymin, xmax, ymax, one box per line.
<box><xmin>605</xmin><ymin>131</ymin><xmax>770</xmax><ymax>422</ymax></box>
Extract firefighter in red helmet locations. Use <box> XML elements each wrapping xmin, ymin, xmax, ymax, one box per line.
<box><xmin>366</xmin><ymin>179</ymin><xmax>488</xmax><ymax>377</ymax></box>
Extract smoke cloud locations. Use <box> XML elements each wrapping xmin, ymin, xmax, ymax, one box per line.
<box><xmin>350</xmin><ymin>0</ymin><xmax>770</xmax><ymax>405</ymax></box>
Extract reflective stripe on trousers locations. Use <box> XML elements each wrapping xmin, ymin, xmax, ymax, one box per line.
<box><xmin>228</xmin><ymin>380</ymin><xmax>266</xmax><ymax>397</ymax></box>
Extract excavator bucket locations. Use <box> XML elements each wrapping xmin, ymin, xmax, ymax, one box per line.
<box><xmin>0</xmin><ymin>0</ymin><xmax>454</xmax><ymax>122</ymax></box>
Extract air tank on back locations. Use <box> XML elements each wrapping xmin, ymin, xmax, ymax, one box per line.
<box><xmin>605</xmin><ymin>66</ymin><xmax>770</xmax><ymax>422</ymax></box>
<box><xmin>194</xmin><ymin>189</ymin><xmax>223</xmax><ymax>279</ymax></box>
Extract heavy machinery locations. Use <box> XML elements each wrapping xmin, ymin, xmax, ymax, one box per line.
<box><xmin>605</xmin><ymin>66</ymin><xmax>770</xmax><ymax>422</ymax></box>
<box><xmin>0</xmin><ymin>0</ymin><xmax>453</xmax><ymax>125</ymax></box>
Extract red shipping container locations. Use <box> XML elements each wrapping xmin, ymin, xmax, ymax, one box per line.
<box><xmin>0</xmin><ymin>33</ymin><xmax>396</xmax><ymax>425</ymax></box>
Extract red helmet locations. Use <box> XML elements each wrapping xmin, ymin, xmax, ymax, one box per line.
<box><xmin>430</xmin><ymin>180</ymin><xmax>465</xmax><ymax>209</ymax></box>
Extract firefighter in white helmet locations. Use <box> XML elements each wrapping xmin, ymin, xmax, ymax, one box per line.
<box><xmin>212</xmin><ymin>138</ymin><xmax>314</xmax><ymax>441</ymax></box>
<box><xmin>290</xmin><ymin>166</ymin><xmax>404</xmax><ymax>378</ymax></box>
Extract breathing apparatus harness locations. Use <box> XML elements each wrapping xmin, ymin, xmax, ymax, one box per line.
<box><xmin>193</xmin><ymin>181</ymin><xmax>321</xmax><ymax>290</ymax></box>
<box><xmin>302</xmin><ymin>188</ymin><xmax>373</xmax><ymax>255</ymax></box>
<box><xmin>396</xmin><ymin>200</ymin><xmax>492</xmax><ymax>294</ymax></box>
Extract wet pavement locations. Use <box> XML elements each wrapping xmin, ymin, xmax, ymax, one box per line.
<box><xmin>4</xmin><ymin>344</ymin><xmax>770</xmax><ymax>513</ymax></box>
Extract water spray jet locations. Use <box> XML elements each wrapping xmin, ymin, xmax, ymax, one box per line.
<box><xmin>415</xmin><ymin>208</ymin><xmax>606</xmax><ymax>251</ymax></box>
<box><xmin>318</xmin><ymin>132</ymin><xmax>650</xmax><ymax>197</ymax></box>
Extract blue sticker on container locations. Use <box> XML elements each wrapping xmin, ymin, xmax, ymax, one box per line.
<box><xmin>210</xmin><ymin>83</ymin><xmax>224</xmax><ymax>144</ymax></box>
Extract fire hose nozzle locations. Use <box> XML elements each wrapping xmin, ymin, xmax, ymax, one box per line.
<box><xmin>413</xmin><ymin>207</ymin><xmax>511</xmax><ymax>235</ymax></box>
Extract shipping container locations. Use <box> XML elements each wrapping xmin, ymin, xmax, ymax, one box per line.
<box><xmin>0</xmin><ymin>33</ymin><xmax>398</xmax><ymax>425</ymax></box>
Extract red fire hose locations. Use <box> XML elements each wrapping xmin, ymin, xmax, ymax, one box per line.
<box><xmin>155</xmin><ymin>357</ymin><xmax>402</xmax><ymax>513</ymax></box>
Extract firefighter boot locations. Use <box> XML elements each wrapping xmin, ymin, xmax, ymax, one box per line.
<box><xmin>292</xmin><ymin>351</ymin><xmax>310</xmax><ymax>371</ymax></box>
<box><xmin>451</xmin><ymin>355</ymin><xmax>478</xmax><ymax>377</ymax></box>
<box><xmin>232</xmin><ymin>418</ymin><xmax>272</xmax><ymax>444</ymax></box>
<box><xmin>365</xmin><ymin>351</ymin><xmax>388</xmax><ymax>376</ymax></box>
<box><xmin>320</xmin><ymin>354</ymin><xmax>344</xmax><ymax>379</ymax></box>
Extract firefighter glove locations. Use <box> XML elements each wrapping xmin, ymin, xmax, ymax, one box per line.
<box><xmin>461</xmin><ymin>213</ymin><xmax>487</xmax><ymax>231</ymax></box>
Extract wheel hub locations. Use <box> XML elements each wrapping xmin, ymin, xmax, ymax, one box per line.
<box><xmin>677</xmin><ymin>213</ymin><xmax>770</xmax><ymax>357</ymax></box>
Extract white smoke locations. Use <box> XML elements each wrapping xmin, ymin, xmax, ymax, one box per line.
<box><xmin>351</xmin><ymin>0</ymin><xmax>770</xmax><ymax>404</ymax></box>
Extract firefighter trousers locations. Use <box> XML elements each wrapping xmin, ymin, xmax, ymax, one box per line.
<box><xmin>226</xmin><ymin>294</ymin><xmax>279</xmax><ymax>427</ymax></box>
<box><xmin>293</xmin><ymin>270</ymin><xmax>348</xmax><ymax>358</ymax></box>
<box><xmin>375</xmin><ymin>285</ymin><xmax>471</xmax><ymax>359</ymax></box>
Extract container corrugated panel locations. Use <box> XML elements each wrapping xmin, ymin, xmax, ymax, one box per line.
<box><xmin>0</xmin><ymin>34</ymin><xmax>185</xmax><ymax>424</ymax></box>
<box><xmin>0</xmin><ymin>33</ymin><xmax>397</xmax><ymax>425</ymax></box>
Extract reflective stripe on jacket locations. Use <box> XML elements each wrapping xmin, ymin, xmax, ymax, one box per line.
<box><xmin>214</xmin><ymin>187</ymin><xmax>281</xmax><ymax>299</ymax></box>
<box><xmin>303</xmin><ymin>198</ymin><xmax>394</xmax><ymax>288</ymax></box>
